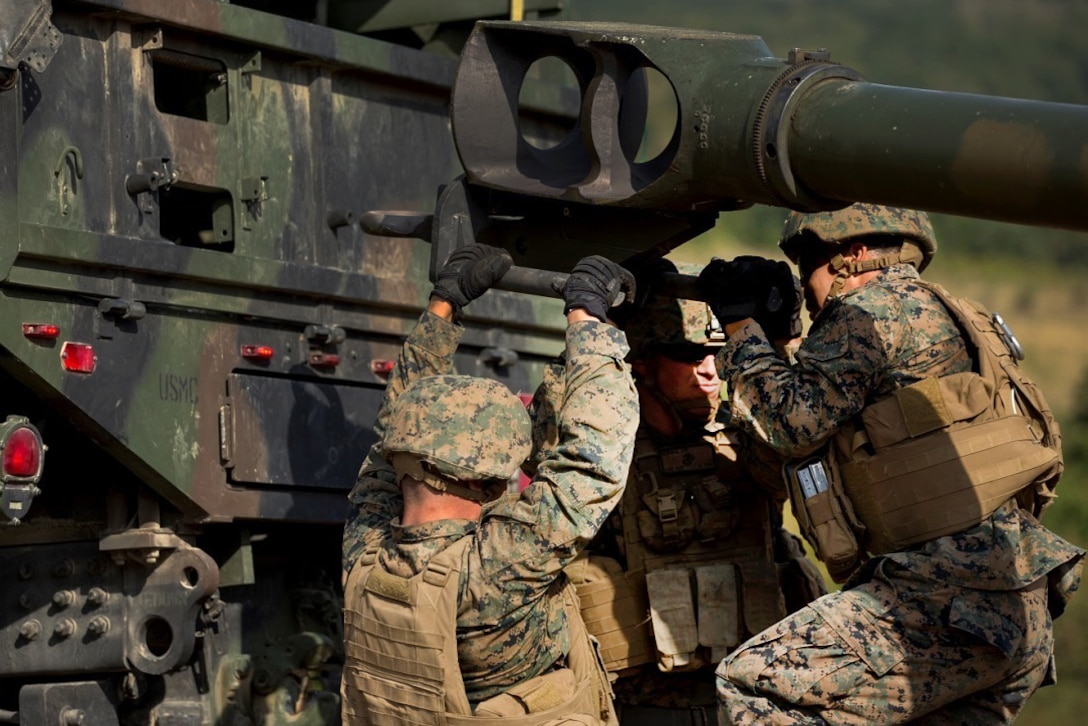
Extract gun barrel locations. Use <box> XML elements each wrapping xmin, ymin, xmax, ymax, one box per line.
<box><xmin>786</xmin><ymin>82</ymin><xmax>1088</xmax><ymax>232</ymax></box>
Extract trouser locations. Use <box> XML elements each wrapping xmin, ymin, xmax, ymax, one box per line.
<box><xmin>716</xmin><ymin>572</ymin><xmax>1053</xmax><ymax>725</ymax></box>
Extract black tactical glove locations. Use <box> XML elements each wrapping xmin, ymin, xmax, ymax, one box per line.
<box><xmin>761</xmin><ymin>272</ymin><xmax>803</xmax><ymax>341</ymax></box>
<box><xmin>431</xmin><ymin>244</ymin><xmax>513</xmax><ymax>315</ymax></box>
<box><xmin>697</xmin><ymin>255</ymin><xmax>799</xmax><ymax>338</ymax></box>
<box><xmin>563</xmin><ymin>255</ymin><xmax>636</xmax><ymax>323</ymax></box>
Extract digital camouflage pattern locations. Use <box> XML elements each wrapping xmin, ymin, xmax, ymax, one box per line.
<box><xmin>718</xmin><ymin>552</ymin><xmax>1055</xmax><ymax>725</ymax></box>
<box><xmin>623</xmin><ymin>261</ymin><xmax>724</xmax><ymax>357</ymax></box>
<box><xmin>381</xmin><ymin>374</ymin><xmax>532</xmax><ymax>484</ymax></box>
<box><xmin>715</xmin><ymin>263</ymin><xmax>1085</xmax><ymax>723</ymax></box>
<box><xmin>344</xmin><ymin>310</ymin><xmax>639</xmax><ymax>702</ymax></box>
<box><xmin>6</xmin><ymin>1</ymin><xmax>1087</xmax><ymax>720</ymax></box>
<box><xmin>779</xmin><ymin>203</ymin><xmax>938</xmax><ymax>272</ymax></box>
<box><xmin>724</xmin><ymin>265</ymin><xmax>970</xmax><ymax>456</ymax></box>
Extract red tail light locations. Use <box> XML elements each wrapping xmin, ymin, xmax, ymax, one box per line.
<box><xmin>241</xmin><ymin>345</ymin><xmax>275</xmax><ymax>361</ymax></box>
<box><xmin>23</xmin><ymin>323</ymin><xmax>61</xmax><ymax>339</ymax></box>
<box><xmin>309</xmin><ymin>352</ymin><xmax>340</xmax><ymax>368</ymax></box>
<box><xmin>3</xmin><ymin>426</ymin><xmax>42</xmax><ymax>478</ymax></box>
<box><xmin>370</xmin><ymin>360</ymin><xmax>395</xmax><ymax>375</ymax></box>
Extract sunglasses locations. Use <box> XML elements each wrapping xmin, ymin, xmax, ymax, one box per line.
<box><xmin>656</xmin><ymin>344</ymin><xmax>717</xmax><ymax>364</ymax></box>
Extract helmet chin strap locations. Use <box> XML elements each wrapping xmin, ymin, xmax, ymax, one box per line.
<box><xmin>826</xmin><ymin>239</ymin><xmax>922</xmax><ymax>298</ymax></box>
<box><xmin>390</xmin><ymin>453</ymin><xmax>491</xmax><ymax>502</ymax></box>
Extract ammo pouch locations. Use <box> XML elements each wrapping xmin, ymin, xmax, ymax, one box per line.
<box><xmin>835</xmin><ymin>372</ymin><xmax>1061</xmax><ymax>555</ymax></box>
<box><xmin>567</xmin><ymin>553</ymin><xmax>654</xmax><ymax>675</ymax></box>
<box><xmin>784</xmin><ymin>450</ymin><xmax>864</xmax><ymax>583</ymax></box>
<box><xmin>580</xmin><ymin>431</ymin><xmax>785</xmax><ymax>674</ymax></box>
<box><xmin>473</xmin><ymin>669</ymin><xmax>599</xmax><ymax>724</ymax></box>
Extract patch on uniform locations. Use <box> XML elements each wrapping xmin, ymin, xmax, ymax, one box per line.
<box><xmin>660</xmin><ymin>444</ymin><xmax>715</xmax><ymax>473</ymax></box>
<box><xmin>364</xmin><ymin>567</ymin><xmax>413</xmax><ymax>604</ymax></box>
<box><xmin>896</xmin><ymin>377</ymin><xmax>953</xmax><ymax>438</ymax></box>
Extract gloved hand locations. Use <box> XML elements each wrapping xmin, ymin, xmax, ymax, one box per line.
<box><xmin>431</xmin><ymin>244</ymin><xmax>513</xmax><ymax>315</ymax></box>
<box><xmin>697</xmin><ymin>255</ymin><xmax>799</xmax><ymax>338</ymax></box>
<box><xmin>761</xmin><ymin>272</ymin><xmax>803</xmax><ymax>341</ymax></box>
<box><xmin>563</xmin><ymin>255</ymin><xmax>636</xmax><ymax>323</ymax></box>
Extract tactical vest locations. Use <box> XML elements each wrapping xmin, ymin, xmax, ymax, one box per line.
<box><xmin>572</xmin><ymin>428</ymin><xmax>786</xmax><ymax>675</ymax></box>
<box><xmin>786</xmin><ymin>280</ymin><xmax>1062</xmax><ymax>581</ymax></box>
<box><xmin>341</xmin><ymin>535</ymin><xmax>617</xmax><ymax>725</ymax></box>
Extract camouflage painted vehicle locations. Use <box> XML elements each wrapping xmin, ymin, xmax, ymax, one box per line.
<box><xmin>1</xmin><ymin>1</ymin><xmax>1086</xmax><ymax>725</ymax></box>
<box><xmin>0</xmin><ymin>1</ymin><xmax>572</xmax><ymax>723</ymax></box>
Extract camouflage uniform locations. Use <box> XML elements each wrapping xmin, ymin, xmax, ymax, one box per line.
<box><xmin>713</xmin><ymin>205</ymin><xmax>1084</xmax><ymax>724</ymax></box>
<box><xmin>343</xmin><ymin>309</ymin><xmax>639</xmax><ymax>704</ymax></box>
<box><xmin>531</xmin><ymin>263</ymin><xmax>825</xmax><ymax>725</ymax></box>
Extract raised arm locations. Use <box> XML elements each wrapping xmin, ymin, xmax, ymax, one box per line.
<box><xmin>342</xmin><ymin>245</ymin><xmax>512</xmax><ymax>575</ymax></box>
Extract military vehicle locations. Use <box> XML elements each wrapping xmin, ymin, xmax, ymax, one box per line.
<box><xmin>1</xmin><ymin>1</ymin><xmax>1085</xmax><ymax>724</ymax></box>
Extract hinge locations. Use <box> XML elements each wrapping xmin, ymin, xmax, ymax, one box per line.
<box><xmin>218</xmin><ymin>404</ymin><xmax>233</xmax><ymax>467</ymax></box>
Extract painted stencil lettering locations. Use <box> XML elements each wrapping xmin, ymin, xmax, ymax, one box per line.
<box><xmin>159</xmin><ymin>373</ymin><xmax>199</xmax><ymax>405</ymax></box>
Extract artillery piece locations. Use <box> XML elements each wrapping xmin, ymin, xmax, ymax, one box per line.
<box><xmin>0</xmin><ymin>2</ymin><xmax>1085</xmax><ymax>723</ymax></box>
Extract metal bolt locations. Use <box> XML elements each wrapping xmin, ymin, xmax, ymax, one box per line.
<box><xmin>60</xmin><ymin>708</ymin><xmax>86</xmax><ymax>726</ymax></box>
<box><xmin>54</xmin><ymin>618</ymin><xmax>77</xmax><ymax>638</ymax></box>
<box><xmin>52</xmin><ymin>590</ymin><xmax>77</xmax><ymax>608</ymax></box>
<box><xmin>53</xmin><ymin>559</ymin><xmax>75</xmax><ymax>578</ymax></box>
<box><xmin>87</xmin><ymin>587</ymin><xmax>110</xmax><ymax>607</ymax></box>
<box><xmin>18</xmin><ymin>562</ymin><xmax>36</xmax><ymax>579</ymax></box>
<box><xmin>19</xmin><ymin>620</ymin><xmax>41</xmax><ymax>641</ymax></box>
<box><xmin>88</xmin><ymin>616</ymin><xmax>111</xmax><ymax>637</ymax></box>
<box><xmin>19</xmin><ymin>590</ymin><xmax>37</xmax><ymax>610</ymax></box>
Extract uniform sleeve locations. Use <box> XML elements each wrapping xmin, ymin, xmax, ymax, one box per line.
<box><xmin>717</xmin><ymin>299</ymin><xmax>887</xmax><ymax>458</ymax></box>
<box><xmin>342</xmin><ymin>311</ymin><xmax>463</xmax><ymax>575</ymax></box>
<box><xmin>522</xmin><ymin>355</ymin><xmax>567</xmax><ymax>480</ymax></box>
<box><xmin>478</xmin><ymin>320</ymin><xmax>639</xmax><ymax>584</ymax></box>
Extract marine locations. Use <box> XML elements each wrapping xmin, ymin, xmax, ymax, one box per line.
<box><xmin>525</xmin><ymin>259</ymin><xmax>825</xmax><ymax>724</ymax></box>
<box><xmin>341</xmin><ymin>244</ymin><xmax>639</xmax><ymax>724</ymax></box>
<box><xmin>699</xmin><ymin>203</ymin><xmax>1084</xmax><ymax>724</ymax></box>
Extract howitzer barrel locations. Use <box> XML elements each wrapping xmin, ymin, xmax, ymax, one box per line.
<box><xmin>452</xmin><ymin>21</ymin><xmax>1088</xmax><ymax>233</ymax></box>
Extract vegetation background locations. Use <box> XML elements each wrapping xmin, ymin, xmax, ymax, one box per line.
<box><xmin>563</xmin><ymin>0</ymin><xmax>1088</xmax><ymax>721</ymax></box>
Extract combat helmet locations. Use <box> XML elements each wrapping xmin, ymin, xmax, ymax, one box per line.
<box><xmin>381</xmin><ymin>374</ymin><xmax>531</xmax><ymax>501</ymax></box>
<box><xmin>779</xmin><ymin>203</ymin><xmax>937</xmax><ymax>273</ymax></box>
<box><xmin>623</xmin><ymin>260</ymin><xmax>724</xmax><ymax>359</ymax></box>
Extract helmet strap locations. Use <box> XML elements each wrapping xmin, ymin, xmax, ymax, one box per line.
<box><xmin>827</xmin><ymin>238</ymin><xmax>918</xmax><ymax>297</ymax></box>
<box><xmin>391</xmin><ymin>453</ymin><xmax>491</xmax><ymax>502</ymax></box>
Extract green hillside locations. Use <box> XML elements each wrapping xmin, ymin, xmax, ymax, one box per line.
<box><xmin>564</xmin><ymin>1</ymin><xmax>1088</xmax><ymax>720</ymax></box>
